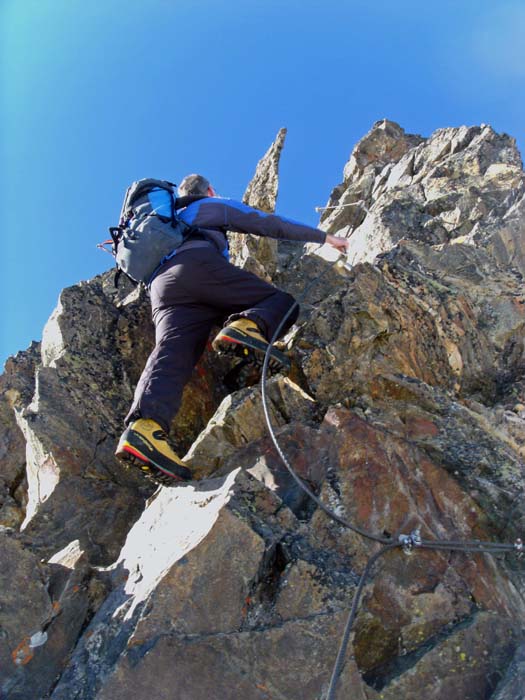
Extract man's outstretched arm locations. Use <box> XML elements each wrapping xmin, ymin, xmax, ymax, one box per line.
<box><xmin>181</xmin><ymin>197</ymin><xmax>349</xmax><ymax>250</ymax></box>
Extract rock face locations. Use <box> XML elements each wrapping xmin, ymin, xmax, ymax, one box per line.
<box><xmin>229</xmin><ymin>127</ymin><xmax>288</xmax><ymax>279</ymax></box>
<box><xmin>1</xmin><ymin>122</ymin><xmax>525</xmax><ymax>699</ymax></box>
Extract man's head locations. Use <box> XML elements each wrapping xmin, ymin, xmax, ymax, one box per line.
<box><xmin>178</xmin><ymin>174</ymin><xmax>216</xmax><ymax>197</ymax></box>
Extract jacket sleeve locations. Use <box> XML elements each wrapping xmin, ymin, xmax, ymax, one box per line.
<box><xmin>182</xmin><ymin>197</ymin><xmax>327</xmax><ymax>244</ymax></box>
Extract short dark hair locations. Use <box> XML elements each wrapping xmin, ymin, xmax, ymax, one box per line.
<box><xmin>178</xmin><ymin>174</ymin><xmax>211</xmax><ymax>196</ymax></box>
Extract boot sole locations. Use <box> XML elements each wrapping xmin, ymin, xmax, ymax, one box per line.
<box><xmin>213</xmin><ymin>331</ymin><xmax>291</xmax><ymax>373</ymax></box>
<box><xmin>223</xmin><ymin>357</ymin><xmax>262</xmax><ymax>391</ymax></box>
<box><xmin>116</xmin><ymin>441</ymin><xmax>192</xmax><ymax>486</ymax></box>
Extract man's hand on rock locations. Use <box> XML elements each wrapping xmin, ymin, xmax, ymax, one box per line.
<box><xmin>325</xmin><ymin>233</ymin><xmax>350</xmax><ymax>253</ymax></box>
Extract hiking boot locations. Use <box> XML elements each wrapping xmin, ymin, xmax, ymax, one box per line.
<box><xmin>212</xmin><ymin>318</ymin><xmax>291</xmax><ymax>372</ymax></box>
<box><xmin>115</xmin><ymin>419</ymin><xmax>192</xmax><ymax>485</ymax></box>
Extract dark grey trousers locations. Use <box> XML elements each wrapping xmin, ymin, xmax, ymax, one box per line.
<box><xmin>125</xmin><ymin>246</ymin><xmax>299</xmax><ymax>432</ymax></box>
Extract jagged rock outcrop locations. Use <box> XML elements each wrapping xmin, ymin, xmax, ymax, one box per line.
<box><xmin>317</xmin><ymin>120</ymin><xmax>523</xmax><ymax>268</ymax></box>
<box><xmin>1</xmin><ymin>122</ymin><xmax>525</xmax><ymax>699</ymax></box>
<box><xmin>229</xmin><ymin>127</ymin><xmax>288</xmax><ymax>279</ymax></box>
<box><xmin>0</xmin><ymin>343</ymin><xmax>39</xmax><ymax>528</ymax></box>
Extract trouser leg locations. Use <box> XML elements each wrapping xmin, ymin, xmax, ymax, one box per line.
<box><xmin>125</xmin><ymin>246</ymin><xmax>300</xmax><ymax>431</ymax></box>
<box><xmin>172</xmin><ymin>247</ymin><xmax>299</xmax><ymax>340</ymax></box>
<box><xmin>228</xmin><ymin>288</ymin><xmax>298</xmax><ymax>340</ymax></box>
<box><xmin>125</xmin><ymin>311</ymin><xmax>216</xmax><ymax>432</ymax></box>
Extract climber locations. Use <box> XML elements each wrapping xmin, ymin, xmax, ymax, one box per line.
<box><xmin>115</xmin><ymin>174</ymin><xmax>349</xmax><ymax>484</ymax></box>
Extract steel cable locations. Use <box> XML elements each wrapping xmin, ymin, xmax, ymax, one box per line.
<box><xmin>257</xmin><ymin>249</ymin><xmax>522</xmax><ymax>698</ymax></box>
<box><xmin>259</xmin><ymin>255</ymin><xmax>392</xmax><ymax>545</ymax></box>
<box><xmin>325</xmin><ymin>543</ymin><xmax>398</xmax><ymax>700</ymax></box>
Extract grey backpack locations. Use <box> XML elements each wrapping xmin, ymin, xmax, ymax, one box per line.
<box><xmin>107</xmin><ymin>178</ymin><xmax>199</xmax><ymax>285</ymax></box>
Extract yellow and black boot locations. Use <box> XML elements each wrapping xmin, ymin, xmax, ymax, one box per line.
<box><xmin>115</xmin><ymin>419</ymin><xmax>192</xmax><ymax>485</ymax></box>
<box><xmin>212</xmin><ymin>318</ymin><xmax>291</xmax><ymax>373</ymax></box>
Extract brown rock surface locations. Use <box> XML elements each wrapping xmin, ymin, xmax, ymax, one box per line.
<box><xmin>1</xmin><ymin>122</ymin><xmax>525</xmax><ymax>699</ymax></box>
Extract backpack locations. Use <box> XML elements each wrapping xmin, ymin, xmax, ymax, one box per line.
<box><xmin>106</xmin><ymin>178</ymin><xmax>201</xmax><ymax>286</ymax></box>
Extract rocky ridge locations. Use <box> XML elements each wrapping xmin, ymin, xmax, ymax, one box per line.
<box><xmin>1</xmin><ymin>120</ymin><xmax>525</xmax><ymax>699</ymax></box>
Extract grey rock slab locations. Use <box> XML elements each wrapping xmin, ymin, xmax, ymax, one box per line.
<box><xmin>185</xmin><ymin>376</ymin><xmax>318</xmax><ymax>477</ymax></box>
<box><xmin>0</xmin><ymin>534</ymin><xmax>90</xmax><ymax>700</ymax></box>
<box><xmin>0</xmin><ymin>342</ymin><xmax>41</xmax><ymax>527</ymax></box>
<box><xmin>377</xmin><ymin>612</ymin><xmax>518</xmax><ymax>700</ymax></box>
<box><xmin>491</xmin><ymin>642</ymin><xmax>525</xmax><ymax>700</ymax></box>
<box><xmin>95</xmin><ymin>613</ymin><xmax>372</xmax><ymax>700</ymax></box>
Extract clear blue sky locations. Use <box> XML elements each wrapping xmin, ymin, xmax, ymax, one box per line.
<box><xmin>2</xmin><ymin>0</ymin><xmax>524</xmax><ymax>367</ymax></box>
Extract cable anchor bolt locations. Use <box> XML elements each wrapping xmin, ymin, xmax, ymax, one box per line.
<box><xmin>399</xmin><ymin>529</ymin><xmax>421</xmax><ymax>555</ymax></box>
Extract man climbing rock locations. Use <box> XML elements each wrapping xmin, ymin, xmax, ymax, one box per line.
<box><xmin>115</xmin><ymin>174</ymin><xmax>349</xmax><ymax>484</ymax></box>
